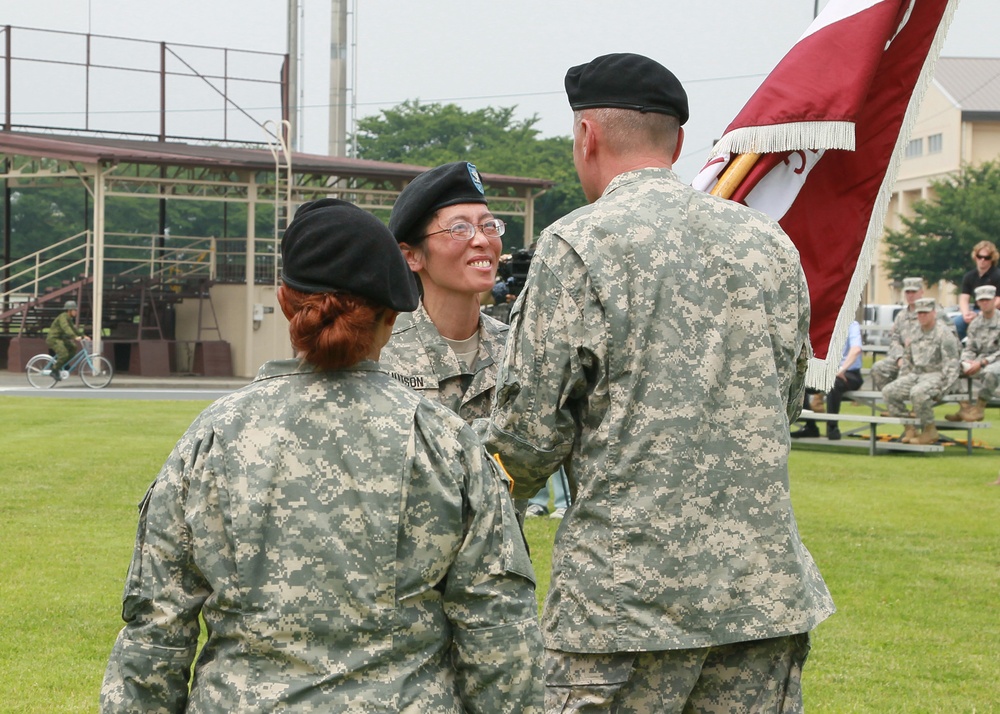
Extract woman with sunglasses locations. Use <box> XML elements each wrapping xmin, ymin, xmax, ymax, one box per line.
<box><xmin>954</xmin><ymin>240</ymin><xmax>1000</xmax><ymax>341</ymax></box>
<box><xmin>382</xmin><ymin>162</ymin><xmax>510</xmax><ymax>423</ymax></box>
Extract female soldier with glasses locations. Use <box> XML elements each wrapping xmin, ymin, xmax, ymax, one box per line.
<box><xmin>381</xmin><ymin>162</ymin><xmax>510</xmax><ymax>423</ymax></box>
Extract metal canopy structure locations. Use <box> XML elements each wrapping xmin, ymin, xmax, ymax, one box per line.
<box><xmin>0</xmin><ymin>129</ymin><xmax>553</xmax><ymax>375</ymax></box>
<box><xmin>0</xmin><ymin>24</ymin><xmax>554</xmax><ymax>376</ymax></box>
<box><xmin>0</xmin><ymin>130</ymin><xmax>555</xmax><ymax>188</ymax></box>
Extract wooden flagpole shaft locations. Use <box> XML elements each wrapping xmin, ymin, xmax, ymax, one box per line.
<box><xmin>709</xmin><ymin>152</ymin><xmax>761</xmax><ymax>199</ymax></box>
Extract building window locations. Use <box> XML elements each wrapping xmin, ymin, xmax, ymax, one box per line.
<box><xmin>928</xmin><ymin>133</ymin><xmax>943</xmax><ymax>154</ymax></box>
<box><xmin>905</xmin><ymin>137</ymin><xmax>924</xmax><ymax>158</ymax></box>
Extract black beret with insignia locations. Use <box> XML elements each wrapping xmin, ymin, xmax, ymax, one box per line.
<box><xmin>565</xmin><ymin>52</ymin><xmax>689</xmax><ymax>125</ymax></box>
<box><xmin>389</xmin><ymin>161</ymin><xmax>488</xmax><ymax>245</ymax></box>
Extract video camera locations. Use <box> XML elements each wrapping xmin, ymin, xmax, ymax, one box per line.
<box><xmin>497</xmin><ymin>248</ymin><xmax>533</xmax><ymax>297</ymax></box>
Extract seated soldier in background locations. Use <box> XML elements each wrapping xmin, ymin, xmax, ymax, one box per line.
<box><xmin>883</xmin><ymin>297</ymin><xmax>961</xmax><ymax>445</ymax></box>
<box><xmin>871</xmin><ymin>277</ymin><xmax>952</xmax><ymax>390</ymax></box>
<box><xmin>946</xmin><ymin>285</ymin><xmax>1000</xmax><ymax>422</ymax></box>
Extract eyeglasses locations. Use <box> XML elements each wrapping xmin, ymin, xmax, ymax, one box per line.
<box><xmin>976</xmin><ymin>254</ymin><xmax>992</xmax><ymax>261</ymax></box>
<box><xmin>424</xmin><ymin>219</ymin><xmax>506</xmax><ymax>242</ymax></box>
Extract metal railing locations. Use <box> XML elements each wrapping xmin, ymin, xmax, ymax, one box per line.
<box><xmin>215</xmin><ymin>238</ymin><xmax>280</xmax><ymax>285</ymax></box>
<box><xmin>1</xmin><ymin>231</ymin><xmax>226</xmax><ymax>307</ymax></box>
<box><xmin>3</xmin><ymin>230</ymin><xmax>282</xmax><ymax>316</ymax></box>
<box><xmin>104</xmin><ymin>232</ymin><xmax>216</xmax><ymax>284</ymax></box>
<box><xmin>1</xmin><ymin>230</ymin><xmax>92</xmax><ymax>309</ymax></box>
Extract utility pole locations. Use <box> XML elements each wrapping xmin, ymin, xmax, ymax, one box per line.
<box><xmin>286</xmin><ymin>0</ymin><xmax>299</xmax><ymax>150</ymax></box>
<box><xmin>328</xmin><ymin>0</ymin><xmax>349</xmax><ymax>157</ymax></box>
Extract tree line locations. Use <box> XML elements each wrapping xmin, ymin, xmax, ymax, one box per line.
<box><xmin>882</xmin><ymin>160</ymin><xmax>1000</xmax><ymax>286</ymax></box>
<box><xmin>3</xmin><ymin>101</ymin><xmax>996</xmax><ymax>290</ymax></box>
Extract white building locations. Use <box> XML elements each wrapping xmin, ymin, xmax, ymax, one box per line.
<box><xmin>875</xmin><ymin>57</ymin><xmax>1000</xmax><ymax>305</ymax></box>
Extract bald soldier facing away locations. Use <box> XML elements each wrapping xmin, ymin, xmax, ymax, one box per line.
<box><xmin>486</xmin><ymin>52</ymin><xmax>834</xmax><ymax>712</ymax></box>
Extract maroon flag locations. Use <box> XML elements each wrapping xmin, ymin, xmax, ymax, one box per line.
<box><xmin>694</xmin><ymin>0</ymin><xmax>959</xmax><ymax>389</ymax></box>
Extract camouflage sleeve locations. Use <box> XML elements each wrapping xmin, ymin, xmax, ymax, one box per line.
<box><xmin>414</xmin><ymin>413</ymin><xmax>543</xmax><ymax>714</ymax></box>
<box><xmin>940</xmin><ymin>330</ymin><xmax>961</xmax><ymax>390</ymax></box>
<box><xmin>886</xmin><ymin>312</ymin><xmax>908</xmax><ymax>362</ymax></box>
<box><xmin>983</xmin><ymin>335</ymin><xmax>1000</xmax><ymax>367</ymax></box>
<box><xmin>788</xmin><ymin>341</ymin><xmax>810</xmax><ymax>424</ymax></box>
<box><xmin>960</xmin><ymin>338</ymin><xmax>977</xmax><ymax>364</ymax></box>
<box><xmin>486</xmin><ymin>252</ymin><xmax>591</xmax><ymax>499</ymax></box>
<box><xmin>898</xmin><ymin>341</ymin><xmax>914</xmax><ymax>378</ymax></box>
<box><xmin>469</xmin><ymin>416</ymin><xmax>489</xmax><ymax>442</ymax></box>
<box><xmin>785</xmin><ymin>279</ymin><xmax>811</xmax><ymax>423</ymax></box>
<box><xmin>775</xmin><ymin>240</ymin><xmax>811</xmax><ymax>424</ymax></box>
<box><xmin>100</xmin><ymin>429</ymin><xmax>212</xmax><ymax>714</ymax></box>
<box><xmin>961</xmin><ymin>319</ymin><xmax>981</xmax><ymax>363</ymax></box>
<box><xmin>965</xmin><ymin>321</ymin><xmax>1000</xmax><ymax>365</ymax></box>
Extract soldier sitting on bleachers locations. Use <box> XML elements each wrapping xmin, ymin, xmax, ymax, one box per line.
<box><xmin>883</xmin><ymin>297</ymin><xmax>961</xmax><ymax>445</ymax></box>
<box><xmin>946</xmin><ymin>285</ymin><xmax>1000</xmax><ymax>422</ymax></box>
<box><xmin>871</xmin><ymin>276</ymin><xmax>954</xmax><ymax>390</ymax></box>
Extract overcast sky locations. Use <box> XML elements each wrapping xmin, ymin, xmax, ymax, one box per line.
<box><xmin>3</xmin><ymin>0</ymin><xmax>996</xmax><ymax>180</ymax></box>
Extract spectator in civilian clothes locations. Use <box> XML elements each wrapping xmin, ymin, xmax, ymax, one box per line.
<box><xmin>791</xmin><ymin>320</ymin><xmax>863</xmax><ymax>440</ymax></box>
<box><xmin>953</xmin><ymin>241</ymin><xmax>1000</xmax><ymax>341</ymax></box>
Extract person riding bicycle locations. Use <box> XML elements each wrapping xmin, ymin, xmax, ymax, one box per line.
<box><xmin>46</xmin><ymin>300</ymin><xmax>88</xmax><ymax>380</ymax></box>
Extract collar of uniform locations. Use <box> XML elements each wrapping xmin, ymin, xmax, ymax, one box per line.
<box><xmin>402</xmin><ymin>302</ymin><xmax>465</xmax><ymax>381</ymax></box>
<box><xmin>253</xmin><ymin>357</ymin><xmax>382</xmax><ymax>382</ymax></box>
<box><xmin>601</xmin><ymin>166</ymin><xmax>679</xmax><ymax>199</ymax></box>
<box><xmin>414</xmin><ymin>301</ymin><xmax>508</xmax><ymax>378</ymax></box>
<box><xmin>387</xmin><ymin>301</ymin><xmax>507</xmax><ymax>380</ymax></box>
<box><xmin>479</xmin><ymin>310</ymin><xmax>509</xmax><ymax>352</ymax></box>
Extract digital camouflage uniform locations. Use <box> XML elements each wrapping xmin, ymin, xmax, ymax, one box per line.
<box><xmin>486</xmin><ymin>169</ymin><xmax>834</xmax><ymax>660</ymax></box>
<box><xmin>883</xmin><ymin>322</ymin><xmax>961</xmax><ymax>425</ymax></box>
<box><xmin>871</xmin><ymin>306</ymin><xmax>954</xmax><ymax>389</ymax></box>
<box><xmin>961</xmin><ymin>310</ymin><xmax>1000</xmax><ymax>401</ymax></box>
<box><xmin>380</xmin><ymin>302</ymin><xmax>508</xmax><ymax>423</ymax></box>
<box><xmin>870</xmin><ymin>306</ymin><xmax>916</xmax><ymax>389</ymax></box>
<box><xmin>101</xmin><ymin>358</ymin><xmax>543</xmax><ymax>714</ymax></box>
<box><xmin>46</xmin><ymin>310</ymin><xmax>85</xmax><ymax>370</ymax></box>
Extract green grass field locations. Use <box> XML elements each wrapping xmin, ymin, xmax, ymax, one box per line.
<box><xmin>1</xmin><ymin>396</ymin><xmax>998</xmax><ymax>713</ymax></box>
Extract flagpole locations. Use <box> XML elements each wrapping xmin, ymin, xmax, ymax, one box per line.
<box><xmin>709</xmin><ymin>153</ymin><xmax>760</xmax><ymax>199</ymax></box>
<box><xmin>708</xmin><ymin>4</ymin><xmax>817</xmax><ymax>201</ymax></box>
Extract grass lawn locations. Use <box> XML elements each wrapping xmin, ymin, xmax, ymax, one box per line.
<box><xmin>1</xmin><ymin>395</ymin><xmax>998</xmax><ymax>712</ymax></box>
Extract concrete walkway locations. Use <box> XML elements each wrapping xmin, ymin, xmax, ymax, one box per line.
<box><xmin>0</xmin><ymin>369</ymin><xmax>250</xmax><ymax>391</ymax></box>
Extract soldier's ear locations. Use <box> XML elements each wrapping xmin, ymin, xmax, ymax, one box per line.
<box><xmin>277</xmin><ymin>286</ymin><xmax>295</xmax><ymax>321</ymax></box>
<box><xmin>398</xmin><ymin>243</ymin><xmax>424</xmax><ymax>273</ymax></box>
<box><xmin>672</xmin><ymin>127</ymin><xmax>685</xmax><ymax>164</ymax></box>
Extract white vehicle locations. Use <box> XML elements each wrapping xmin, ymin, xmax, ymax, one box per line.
<box><xmin>862</xmin><ymin>304</ymin><xmax>904</xmax><ymax>346</ymax></box>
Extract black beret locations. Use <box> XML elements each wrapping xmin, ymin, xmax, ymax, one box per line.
<box><xmin>389</xmin><ymin>162</ymin><xmax>488</xmax><ymax>244</ymax></box>
<box><xmin>565</xmin><ymin>52</ymin><xmax>689</xmax><ymax>125</ymax></box>
<box><xmin>281</xmin><ymin>198</ymin><xmax>419</xmax><ymax>312</ymax></box>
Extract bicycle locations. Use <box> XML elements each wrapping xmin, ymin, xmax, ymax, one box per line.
<box><xmin>25</xmin><ymin>338</ymin><xmax>115</xmax><ymax>389</ymax></box>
